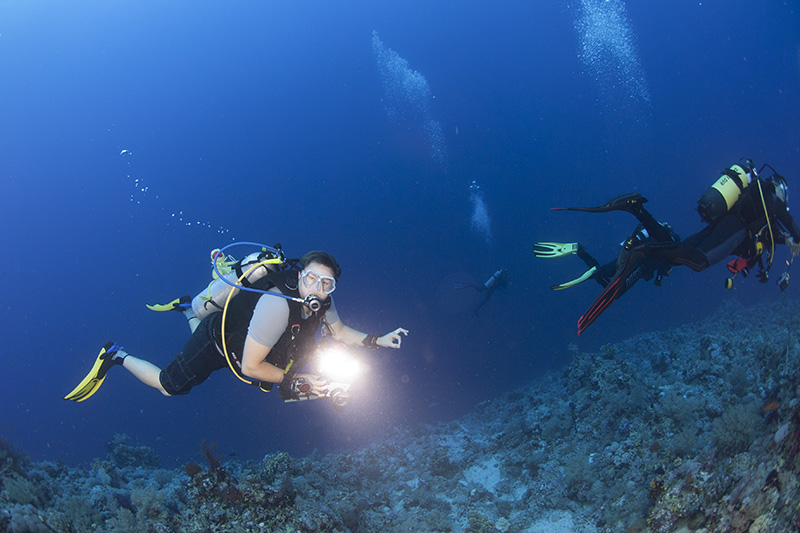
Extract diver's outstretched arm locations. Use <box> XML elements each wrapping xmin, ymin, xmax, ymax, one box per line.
<box><xmin>328</xmin><ymin>320</ymin><xmax>409</xmax><ymax>349</ymax></box>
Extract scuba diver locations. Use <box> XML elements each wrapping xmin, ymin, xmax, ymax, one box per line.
<box><xmin>534</xmin><ymin>193</ymin><xmax>678</xmax><ymax>329</ymax></box>
<box><xmin>579</xmin><ymin>160</ymin><xmax>800</xmax><ymax>335</ymax></box>
<box><xmin>65</xmin><ymin>248</ymin><xmax>409</xmax><ymax>402</ymax></box>
<box><xmin>455</xmin><ymin>268</ymin><xmax>509</xmax><ymax>322</ymax></box>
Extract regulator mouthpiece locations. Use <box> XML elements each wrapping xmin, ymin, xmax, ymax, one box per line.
<box><xmin>304</xmin><ymin>295</ymin><xmax>324</xmax><ymax>314</ymax></box>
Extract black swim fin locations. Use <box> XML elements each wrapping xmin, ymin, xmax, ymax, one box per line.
<box><xmin>552</xmin><ymin>192</ymin><xmax>647</xmax><ymax>214</ymax></box>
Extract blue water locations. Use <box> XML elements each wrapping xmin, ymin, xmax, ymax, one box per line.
<box><xmin>1</xmin><ymin>0</ymin><xmax>798</xmax><ymax>467</ymax></box>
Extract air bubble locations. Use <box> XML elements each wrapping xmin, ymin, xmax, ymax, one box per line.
<box><xmin>372</xmin><ymin>31</ymin><xmax>448</xmax><ymax>168</ymax></box>
<box><xmin>575</xmin><ymin>0</ymin><xmax>650</xmax><ymax>111</ymax></box>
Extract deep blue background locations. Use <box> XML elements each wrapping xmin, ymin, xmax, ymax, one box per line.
<box><xmin>1</xmin><ymin>1</ymin><xmax>798</xmax><ymax>467</ymax></box>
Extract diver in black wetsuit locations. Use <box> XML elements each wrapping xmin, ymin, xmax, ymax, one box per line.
<box><xmin>455</xmin><ymin>269</ymin><xmax>509</xmax><ymax>322</ymax></box>
<box><xmin>535</xmin><ymin>192</ymin><xmax>679</xmax><ymax>308</ymax></box>
<box><xmin>579</xmin><ymin>161</ymin><xmax>800</xmax><ymax>334</ymax></box>
<box><xmin>616</xmin><ymin>163</ymin><xmax>800</xmax><ymax>276</ymax></box>
<box><xmin>643</xmin><ymin>166</ymin><xmax>799</xmax><ymax>272</ymax></box>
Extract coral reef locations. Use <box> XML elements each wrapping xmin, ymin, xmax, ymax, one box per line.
<box><xmin>2</xmin><ymin>299</ymin><xmax>800</xmax><ymax>531</ymax></box>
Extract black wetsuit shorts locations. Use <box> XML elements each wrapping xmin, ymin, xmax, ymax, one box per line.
<box><xmin>159</xmin><ymin>313</ymin><xmax>228</xmax><ymax>396</ymax></box>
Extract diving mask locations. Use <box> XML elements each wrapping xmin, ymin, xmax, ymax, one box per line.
<box><xmin>301</xmin><ymin>269</ymin><xmax>336</xmax><ymax>294</ymax></box>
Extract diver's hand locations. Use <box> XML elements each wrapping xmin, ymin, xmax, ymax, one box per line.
<box><xmin>379</xmin><ymin>328</ymin><xmax>409</xmax><ymax>349</ymax></box>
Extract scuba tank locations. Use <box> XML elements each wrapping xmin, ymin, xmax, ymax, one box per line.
<box><xmin>697</xmin><ymin>161</ymin><xmax>755</xmax><ymax>224</ymax></box>
<box><xmin>191</xmin><ymin>248</ymin><xmax>281</xmax><ymax>320</ymax></box>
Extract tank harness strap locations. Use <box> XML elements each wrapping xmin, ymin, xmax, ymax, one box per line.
<box><xmin>234</xmin><ymin>261</ymin><xmax>253</xmax><ymax>288</ymax></box>
<box><xmin>723</xmin><ymin>167</ymin><xmax>747</xmax><ymax>193</ymax></box>
<box><xmin>280</xmin><ymin>258</ymin><xmax>304</xmax><ymax>272</ymax></box>
<box><xmin>204</xmin><ymin>299</ymin><xmax>224</xmax><ymax>312</ymax></box>
<box><xmin>234</xmin><ymin>251</ymin><xmax>283</xmax><ymax>288</ymax></box>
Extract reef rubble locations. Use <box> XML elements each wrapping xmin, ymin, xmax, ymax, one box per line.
<box><xmin>3</xmin><ymin>299</ymin><xmax>800</xmax><ymax>532</ymax></box>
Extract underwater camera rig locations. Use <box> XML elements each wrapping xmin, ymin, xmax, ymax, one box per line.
<box><xmin>281</xmin><ymin>344</ymin><xmax>361</xmax><ymax>412</ymax></box>
<box><xmin>282</xmin><ymin>375</ymin><xmax>353</xmax><ymax>412</ymax></box>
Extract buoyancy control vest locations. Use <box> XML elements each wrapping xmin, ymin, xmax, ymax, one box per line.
<box><xmin>724</xmin><ymin>179</ymin><xmax>792</xmax><ymax>288</ymax></box>
<box><xmin>733</xmin><ymin>180</ymin><xmax>782</xmax><ymax>233</ymax></box>
<box><xmin>216</xmin><ymin>269</ymin><xmax>328</xmax><ymax>388</ymax></box>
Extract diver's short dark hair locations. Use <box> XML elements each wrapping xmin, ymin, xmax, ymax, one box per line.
<box><xmin>299</xmin><ymin>251</ymin><xmax>342</xmax><ymax>279</ymax></box>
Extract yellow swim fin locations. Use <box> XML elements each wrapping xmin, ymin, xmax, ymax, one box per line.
<box><xmin>64</xmin><ymin>342</ymin><xmax>123</xmax><ymax>402</ymax></box>
<box><xmin>552</xmin><ymin>266</ymin><xmax>597</xmax><ymax>291</ymax></box>
<box><xmin>146</xmin><ymin>295</ymin><xmax>191</xmax><ymax>312</ymax></box>
<box><xmin>533</xmin><ymin>242</ymin><xmax>579</xmax><ymax>258</ymax></box>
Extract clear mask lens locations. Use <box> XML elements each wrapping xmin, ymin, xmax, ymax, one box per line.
<box><xmin>301</xmin><ymin>269</ymin><xmax>336</xmax><ymax>294</ymax></box>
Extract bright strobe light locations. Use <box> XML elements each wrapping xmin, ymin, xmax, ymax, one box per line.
<box><xmin>318</xmin><ymin>346</ymin><xmax>362</xmax><ymax>383</ymax></box>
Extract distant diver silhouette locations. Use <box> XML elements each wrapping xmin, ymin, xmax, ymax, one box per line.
<box><xmin>454</xmin><ymin>269</ymin><xmax>508</xmax><ymax>322</ymax></box>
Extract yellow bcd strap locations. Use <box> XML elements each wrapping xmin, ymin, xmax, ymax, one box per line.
<box><xmin>756</xmin><ymin>180</ymin><xmax>775</xmax><ymax>269</ymax></box>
